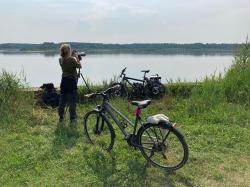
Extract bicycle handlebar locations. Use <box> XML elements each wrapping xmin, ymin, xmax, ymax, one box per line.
<box><xmin>120</xmin><ymin>67</ymin><xmax>127</xmax><ymax>77</ymax></box>
<box><xmin>84</xmin><ymin>84</ymin><xmax>121</xmax><ymax>100</ymax></box>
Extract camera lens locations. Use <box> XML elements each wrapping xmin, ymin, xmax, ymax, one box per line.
<box><xmin>78</xmin><ymin>55</ymin><xmax>82</xmax><ymax>61</ymax></box>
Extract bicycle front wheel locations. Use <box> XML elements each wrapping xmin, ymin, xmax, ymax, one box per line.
<box><xmin>83</xmin><ymin>110</ymin><xmax>115</xmax><ymax>151</ymax></box>
<box><xmin>137</xmin><ymin>123</ymin><xmax>188</xmax><ymax>171</ymax></box>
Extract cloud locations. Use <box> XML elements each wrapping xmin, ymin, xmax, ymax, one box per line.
<box><xmin>0</xmin><ymin>0</ymin><xmax>249</xmax><ymax>43</ymax></box>
<box><xmin>82</xmin><ymin>0</ymin><xmax>156</xmax><ymax>22</ymax></box>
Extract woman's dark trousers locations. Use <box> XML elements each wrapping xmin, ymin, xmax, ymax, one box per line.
<box><xmin>58</xmin><ymin>90</ymin><xmax>77</xmax><ymax>120</ymax></box>
<box><xmin>58</xmin><ymin>76</ymin><xmax>77</xmax><ymax>121</ymax></box>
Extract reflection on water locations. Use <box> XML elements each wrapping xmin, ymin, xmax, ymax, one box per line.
<box><xmin>0</xmin><ymin>53</ymin><xmax>233</xmax><ymax>87</ymax></box>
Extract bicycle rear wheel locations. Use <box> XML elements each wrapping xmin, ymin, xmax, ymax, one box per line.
<box><xmin>151</xmin><ymin>83</ymin><xmax>166</xmax><ymax>98</ymax></box>
<box><xmin>83</xmin><ymin>110</ymin><xmax>115</xmax><ymax>151</ymax></box>
<box><xmin>137</xmin><ymin>123</ymin><xmax>188</xmax><ymax>171</ymax></box>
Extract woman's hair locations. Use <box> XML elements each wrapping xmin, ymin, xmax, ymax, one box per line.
<box><xmin>60</xmin><ymin>44</ymin><xmax>71</xmax><ymax>59</ymax></box>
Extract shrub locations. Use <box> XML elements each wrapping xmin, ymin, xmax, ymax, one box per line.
<box><xmin>0</xmin><ymin>71</ymin><xmax>21</xmax><ymax>106</ymax></box>
<box><xmin>223</xmin><ymin>42</ymin><xmax>250</xmax><ymax>105</ymax></box>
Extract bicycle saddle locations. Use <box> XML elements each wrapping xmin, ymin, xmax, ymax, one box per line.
<box><xmin>131</xmin><ymin>100</ymin><xmax>151</xmax><ymax>108</ymax></box>
<box><xmin>141</xmin><ymin>70</ymin><xmax>150</xmax><ymax>73</ymax></box>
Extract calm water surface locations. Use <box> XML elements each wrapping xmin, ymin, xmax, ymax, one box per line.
<box><xmin>0</xmin><ymin>53</ymin><xmax>233</xmax><ymax>87</ymax></box>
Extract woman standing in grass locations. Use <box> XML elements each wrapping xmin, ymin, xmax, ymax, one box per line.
<box><xmin>58</xmin><ymin>43</ymin><xmax>81</xmax><ymax>124</ymax></box>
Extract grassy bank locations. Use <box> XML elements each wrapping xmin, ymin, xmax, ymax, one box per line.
<box><xmin>0</xmin><ymin>44</ymin><xmax>250</xmax><ymax>186</ymax></box>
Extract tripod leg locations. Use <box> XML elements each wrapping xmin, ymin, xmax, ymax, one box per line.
<box><xmin>80</xmin><ymin>73</ymin><xmax>91</xmax><ymax>93</ymax></box>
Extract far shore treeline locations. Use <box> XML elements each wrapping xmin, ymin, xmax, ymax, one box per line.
<box><xmin>0</xmin><ymin>42</ymin><xmax>243</xmax><ymax>55</ymax></box>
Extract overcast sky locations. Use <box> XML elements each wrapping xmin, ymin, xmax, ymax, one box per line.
<box><xmin>0</xmin><ymin>0</ymin><xmax>249</xmax><ymax>43</ymax></box>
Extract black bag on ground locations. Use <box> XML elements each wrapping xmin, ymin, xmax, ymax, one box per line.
<box><xmin>40</xmin><ymin>83</ymin><xmax>60</xmax><ymax>108</ymax></box>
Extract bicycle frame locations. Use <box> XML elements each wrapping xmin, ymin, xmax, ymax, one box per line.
<box><xmin>121</xmin><ymin>75</ymin><xmax>145</xmax><ymax>88</ymax></box>
<box><xmin>119</xmin><ymin>70</ymin><xmax>155</xmax><ymax>93</ymax></box>
<box><xmin>99</xmin><ymin>100</ymin><xmax>143</xmax><ymax>139</ymax></box>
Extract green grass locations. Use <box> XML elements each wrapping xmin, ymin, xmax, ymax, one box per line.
<box><xmin>0</xmin><ymin>43</ymin><xmax>250</xmax><ymax>186</ymax></box>
<box><xmin>1</xmin><ymin>97</ymin><xmax>249</xmax><ymax>186</ymax></box>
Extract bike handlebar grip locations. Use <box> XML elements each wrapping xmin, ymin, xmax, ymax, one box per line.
<box><xmin>111</xmin><ymin>84</ymin><xmax>121</xmax><ymax>90</ymax></box>
<box><xmin>84</xmin><ymin>93</ymin><xmax>96</xmax><ymax>98</ymax></box>
<box><xmin>85</xmin><ymin>93</ymin><xmax>106</xmax><ymax>101</ymax></box>
<box><xmin>104</xmin><ymin>84</ymin><xmax>120</xmax><ymax>94</ymax></box>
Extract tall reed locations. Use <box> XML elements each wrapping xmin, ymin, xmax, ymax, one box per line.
<box><xmin>187</xmin><ymin>41</ymin><xmax>250</xmax><ymax>115</ymax></box>
<box><xmin>0</xmin><ymin>70</ymin><xmax>31</xmax><ymax>124</ymax></box>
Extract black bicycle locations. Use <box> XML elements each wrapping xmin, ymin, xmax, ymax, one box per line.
<box><xmin>83</xmin><ymin>85</ymin><xmax>188</xmax><ymax>171</ymax></box>
<box><xmin>110</xmin><ymin>67</ymin><xmax>165</xmax><ymax>99</ymax></box>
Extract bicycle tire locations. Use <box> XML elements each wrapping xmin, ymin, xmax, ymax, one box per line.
<box><xmin>83</xmin><ymin>110</ymin><xmax>115</xmax><ymax>151</ymax></box>
<box><xmin>151</xmin><ymin>83</ymin><xmax>166</xmax><ymax>98</ymax></box>
<box><xmin>137</xmin><ymin>122</ymin><xmax>188</xmax><ymax>171</ymax></box>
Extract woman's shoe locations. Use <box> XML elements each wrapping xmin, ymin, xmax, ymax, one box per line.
<box><xmin>59</xmin><ymin>118</ymin><xmax>64</xmax><ymax>123</ymax></box>
<box><xmin>70</xmin><ymin>118</ymin><xmax>77</xmax><ymax>127</ymax></box>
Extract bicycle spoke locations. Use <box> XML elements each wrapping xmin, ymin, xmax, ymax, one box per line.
<box><xmin>147</xmin><ymin>127</ymin><xmax>159</xmax><ymax>141</ymax></box>
<box><xmin>162</xmin><ymin>129</ymin><xmax>171</xmax><ymax>143</ymax></box>
<box><xmin>139</xmin><ymin>145</ymin><xmax>153</xmax><ymax>151</ymax></box>
<box><xmin>152</xmin><ymin>126</ymin><xmax>161</xmax><ymax>144</ymax></box>
<box><xmin>140</xmin><ymin>142</ymin><xmax>155</xmax><ymax>145</ymax></box>
<box><xmin>149</xmin><ymin>145</ymin><xmax>156</xmax><ymax>158</ymax></box>
<box><xmin>161</xmin><ymin>151</ymin><xmax>167</xmax><ymax>159</ymax></box>
<box><xmin>142</xmin><ymin>127</ymin><xmax>157</xmax><ymax>143</ymax></box>
<box><xmin>158</xmin><ymin>127</ymin><xmax>164</xmax><ymax>140</ymax></box>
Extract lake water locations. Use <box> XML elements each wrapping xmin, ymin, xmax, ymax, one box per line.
<box><xmin>0</xmin><ymin>53</ymin><xmax>233</xmax><ymax>87</ymax></box>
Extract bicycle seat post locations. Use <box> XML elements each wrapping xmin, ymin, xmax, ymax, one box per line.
<box><xmin>133</xmin><ymin>106</ymin><xmax>142</xmax><ymax>135</ymax></box>
<box><xmin>141</xmin><ymin>70</ymin><xmax>150</xmax><ymax>79</ymax></box>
